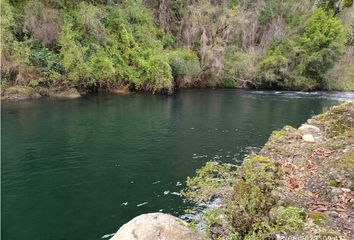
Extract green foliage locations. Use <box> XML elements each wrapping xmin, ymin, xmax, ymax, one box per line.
<box><xmin>55</xmin><ymin>1</ymin><xmax>174</xmax><ymax>91</ymax></box>
<box><xmin>202</xmin><ymin>209</ymin><xmax>223</xmax><ymax>237</ymax></box>
<box><xmin>258</xmin><ymin>0</ymin><xmax>280</xmax><ymax>25</ymax></box>
<box><xmin>77</xmin><ymin>2</ymin><xmax>106</xmax><ymax>44</ymax></box>
<box><xmin>274</xmin><ymin>206</ymin><xmax>305</xmax><ymax>231</ymax></box>
<box><xmin>59</xmin><ymin>20</ymin><xmax>90</xmax><ymax>84</ymax></box>
<box><xmin>182</xmin><ymin>155</ymin><xmax>306</xmax><ymax>239</ymax></box>
<box><xmin>2</xmin><ymin>0</ymin><xmax>352</xmax><ymax>92</ymax></box>
<box><xmin>224</xmin><ymin>46</ymin><xmax>255</xmax><ymax>85</ymax></box>
<box><xmin>29</xmin><ymin>46</ymin><xmax>63</xmax><ymax>77</ymax></box>
<box><xmin>255</xmin><ymin>47</ymin><xmax>291</xmax><ymax>89</ymax></box>
<box><xmin>1</xmin><ymin>0</ymin><xmax>15</xmax><ymax>56</ymax></box>
<box><xmin>167</xmin><ymin>49</ymin><xmax>200</xmax><ymax>79</ymax></box>
<box><xmin>182</xmin><ymin>161</ymin><xmax>236</xmax><ymax>204</ymax></box>
<box><xmin>223</xmin><ymin>78</ymin><xmax>236</xmax><ymax>88</ymax></box>
<box><xmin>226</xmin><ymin>155</ymin><xmax>281</xmax><ymax>237</ymax></box>
<box><xmin>308</xmin><ymin>212</ymin><xmax>327</xmax><ymax>226</ymax></box>
<box><xmin>228</xmin><ymin>0</ymin><xmax>238</xmax><ymax>9</ymax></box>
<box><xmin>255</xmin><ymin>8</ymin><xmax>346</xmax><ymax>90</ymax></box>
<box><xmin>343</xmin><ymin>0</ymin><xmax>354</xmax><ymax>7</ymax></box>
<box><xmin>299</xmin><ymin>8</ymin><xmax>346</xmax><ymax>86</ymax></box>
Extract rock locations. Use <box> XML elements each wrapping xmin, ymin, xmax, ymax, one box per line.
<box><xmin>302</xmin><ymin>134</ymin><xmax>315</xmax><ymax>142</ymax></box>
<box><xmin>328</xmin><ymin>211</ymin><xmax>339</xmax><ymax>218</ymax></box>
<box><xmin>1</xmin><ymin>86</ymin><xmax>41</xmax><ymax>101</ymax></box>
<box><xmin>50</xmin><ymin>88</ymin><xmax>81</xmax><ymax>99</ymax></box>
<box><xmin>299</xmin><ymin>124</ymin><xmax>321</xmax><ymax>133</ymax></box>
<box><xmin>112</xmin><ymin>86</ymin><xmax>130</xmax><ymax>95</ymax></box>
<box><xmin>299</xmin><ymin>124</ymin><xmax>323</xmax><ymax>142</ymax></box>
<box><xmin>110</xmin><ymin>213</ymin><xmax>204</xmax><ymax>240</ymax></box>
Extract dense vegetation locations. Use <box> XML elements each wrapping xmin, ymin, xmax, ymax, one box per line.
<box><xmin>1</xmin><ymin>0</ymin><xmax>353</xmax><ymax>94</ymax></box>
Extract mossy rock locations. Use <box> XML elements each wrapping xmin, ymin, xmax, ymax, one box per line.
<box><xmin>315</xmin><ymin>103</ymin><xmax>354</xmax><ymax>137</ymax></box>
<box><xmin>1</xmin><ymin>86</ymin><xmax>41</xmax><ymax>101</ymax></box>
<box><xmin>49</xmin><ymin>88</ymin><xmax>82</xmax><ymax>99</ymax></box>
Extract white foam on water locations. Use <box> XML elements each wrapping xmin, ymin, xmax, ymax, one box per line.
<box><xmin>101</xmin><ymin>233</ymin><xmax>115</xmax><ymax>239</ymax></box>
<box><xmin>137</xmin><ymin>202</ymin><xmax>148</xmax><ymax>207</ymax></box>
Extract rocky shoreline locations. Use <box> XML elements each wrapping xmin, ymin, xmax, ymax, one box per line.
<box><xmin>0</xmin><ymin>85</ymin><xmax>134</xmax><ymax>101</ymax></box>
<box><xmin>110</xmin><ymin>102</ymin><xmax>353</xmax><ymax>240</ymax></box>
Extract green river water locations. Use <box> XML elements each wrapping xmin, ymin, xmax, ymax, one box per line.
<box><xmin>2</xmin><ymin>89</ymin><xmax>352</xmax><ymax>240</ymax></box>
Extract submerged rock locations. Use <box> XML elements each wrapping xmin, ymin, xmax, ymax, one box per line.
<box><xmin>110</xmin><ymin>213</ymin><xmax>204</xmax><ymax>240</ymax></box>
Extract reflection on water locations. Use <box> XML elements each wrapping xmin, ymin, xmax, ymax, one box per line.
<box><xmin>2</xmin><ymin>89</ymin><xmax>351</xmax><ymax>240</ymax></box>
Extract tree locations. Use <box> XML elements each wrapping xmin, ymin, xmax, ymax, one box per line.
<box><xmin>298</xmin><ymin>8</ymin><xmax>346</xmax><ymax>88</ymax></box>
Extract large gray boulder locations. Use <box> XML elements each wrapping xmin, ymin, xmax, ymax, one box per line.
<box><xmin>110</xmin><ymin>213</ymin><xmax>204</xmax><ymax>240</ymax></box>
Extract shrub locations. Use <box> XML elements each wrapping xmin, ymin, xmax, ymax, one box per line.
<box><xmin>181</xmin><ymin>155</ymin><xmax>305</xmax><ymax>240</ymax></box>
<box><xmin>29</xmin><ymin>46</ymin><xmax>63</xmax><ymax>76</ymax></box>
<box><xmin>226</xmin><ymin>155</ymin><xmax>281</xmax><ymax>237</ymax></box>
<box><xmin>223</xmin><ymin>78</ymin><xmax>236</xmax><ymax>88</ymax></box>
<box><xmin>77</xmin><ymin>2</ymin><xmax>106</xmax><ymax>44</ymax></box>
<box><xmin>24</xmin><ymin>1</ymin><xmax>61</xmax><ymax>48</ymax></box>
<box><xmin>224</xmin><ymin>46</ymin><xmax>256</xmax><ymax>86</ymax></box>
<box><xmin>182</xmin><ymin>161</ymin><xmax>236</xmax><ymax>204</ymax></box>
<box><xmin>298</xmin><ymin>8</ymin><xmax>346</xmax><ymax>87</ymax></box>
<box><xmin>255</xmin><ymin>8</ymin><xmax>346</xmax><ymax>90</ymax></box>
<box><xmin>1</xmin><ymin>0</ymin><xmax>15</xmax><ymax>57</ymax></box>
<box><xmin>258</xmin><ymin>0</ymin><xmax>281</xmax><ymax>25</ymax></box>
<box><xmin>254</xmin><ymin>47</ymin><xmax>291</xmax><ymax>89</ymax></box>
<box><xmin>167</xmin><ymin>49</ymin><xmax>200</xmax><ymax>80</ymax></box>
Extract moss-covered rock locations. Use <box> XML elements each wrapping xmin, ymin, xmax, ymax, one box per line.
<box><xmin>49</xmin><ymin>88</ymin><xmax>81</xmax><ymax>99</ymax></box>
<box><xmin>1</xmin><ymin>86</ymin><xmax>41</xmax><ymax>101</ymax></box>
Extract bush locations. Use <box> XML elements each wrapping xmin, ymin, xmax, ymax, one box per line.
<box><xmin>298</xmin><ymin>8</ymin><xmax>346</xmax><ymax>87</ymax></box>
<box><xmin>77</xmin><ymin>2</ymin><xmax>106</xmax><ymax>44</ymax></box>
<box><xmin>29</xmin><ymin>46</ymin><xmax>63</xmax><ymax>76</ymax></box>
<box><xmin>255</xmin><ymin>8</ymin><xmax>346</xmax><ymax>90</ymax></box>
<box><xmin>226</xmin><ymin>155</ymin><xmax>281</xmax><ymax>237</ymax></box>
<box><xmin>1</xmin><ymin>0</ymin><xmax>15</xmax><ymax>57</ymax></box>
<box><xmin>254</xmin><ymin>47</ymin><xmax>291</xmax><ymax>89</ymax></box>
<box><xmin>181</xmin><ymin>155</ymin><xmax>305</xmax><ymax>240</ymax></box>
<box><xmin>223</xmin><ymin>78</ymin><xmax>236</xmax><ymax>88</ymax></box>
<box><xmin>258</xmin><ymin>0</ymin><xmax>281</xmax><ymax>25</ymax></box>
<box><xmin>327</xmin><ymin>63</ymin><xmax>354</xmax><ymax>91</ymax></box>
<box><xmin>224</xmin><ymin>46</ymin><xmax>256</xmax><ymax>86</ymax></box>
<box><xmin>24</xmin><ymin>1</ymin><xmax>61</xmax><ymax>48</ymax></box>
<box><xmin>167</xmin><ymin>49</ymin><xmax>200</xmax><ymax>80</ymax></box>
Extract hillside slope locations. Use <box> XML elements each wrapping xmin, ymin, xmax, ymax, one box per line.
<box><xmin>1</xmin><ymin>0</ymin><xmax>353</xmax><ymax>96</ymax></box>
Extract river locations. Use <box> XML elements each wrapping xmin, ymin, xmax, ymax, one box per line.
<box><xmin>2</xmin><ymin>90</ymin><xmax>353</xmax><ymax>240</ymax></box>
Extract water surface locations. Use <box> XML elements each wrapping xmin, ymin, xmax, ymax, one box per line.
<box><xmin>2</xmin><ymin>90</ymin><xmax>351</xmax><ymax>240</ymax></box>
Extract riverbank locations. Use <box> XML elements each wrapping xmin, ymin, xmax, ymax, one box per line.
<box><xmin>180</xmin><ymin>102</ymin><xmax>353</xmax><ymax>239</ymax></box>
<box><xmin>2</xmin><ymin>84</ymin><xmax>354</xmax><ymax>102</ymax></box>
<box><xmin>1</xmin><ymin>84</ymin><xmax>249</xmax><ymax>101</ymax></box>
